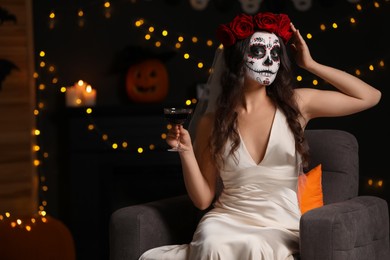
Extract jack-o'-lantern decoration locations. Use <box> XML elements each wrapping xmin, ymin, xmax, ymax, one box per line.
<box><xmin>110</xmin><ymin>45</ymin><xmax>175</xmax><ymax>103</ymax></box>
<box><xmin>0</xmin><ymin>215</ymin><xmax>75</xmax><ymax>260</ymax></box>
<box><xmin>125</xmin><ymin>58</ymin><xmax>169</xmax><ymax>103</ymax></box>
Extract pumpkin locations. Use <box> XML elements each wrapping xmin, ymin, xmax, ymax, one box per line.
<box><xmin>125</xmin><ymin>59</ymin><xmax>169</xmax><ymax>103</ymax></box>
<box><xmin>0</xmin><ymin>215</ymin><xmax>75</xmax><ymax>260</ymax></box>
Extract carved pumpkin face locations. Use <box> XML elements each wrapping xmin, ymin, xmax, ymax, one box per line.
<box><xmin>125</xmin><ymin>59</ymin><xmax>169</xmax><ymax>103</ymax></box>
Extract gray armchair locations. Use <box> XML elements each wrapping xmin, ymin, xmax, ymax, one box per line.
<box><xmin>109</xmin><ymin>129</ymin><xmax>390</xmax><ymax>260</ymax></box>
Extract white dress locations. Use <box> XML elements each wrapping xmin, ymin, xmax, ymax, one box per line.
<box><xmin>140</xmin><ymin>108</ymin><xmax>301</xmax><ymax>260</ymax></box>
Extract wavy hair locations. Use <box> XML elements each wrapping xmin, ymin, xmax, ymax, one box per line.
<box><xmin>210</xmin><ymin>33</ymin><xmax>309</xmax><ymax>170</ymax></box>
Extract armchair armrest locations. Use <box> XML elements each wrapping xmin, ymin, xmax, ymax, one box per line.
<box><xmin>300</xmin><ymin>196</ymin><xmax>390</xmax><ymax>260</ymax></box>
<box><xmin>109</xmin><ymin>195</ymin><xmax>202</xmax><ymax>260</ymax></box>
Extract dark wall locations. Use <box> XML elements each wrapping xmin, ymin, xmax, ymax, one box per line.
<box><xmin>33</xmin><ymin>0</ymin><xmax>389</xmax><ymax>217</ymax></box>
<box><xmin>31</xmin><ymin>0</ymin><xmax>389</xmax><ymax>258</ymax></box>
<box><xmin>32</xmin><ymin>0</ymin><xmax>389</xmax><ymax>105</ymax></box>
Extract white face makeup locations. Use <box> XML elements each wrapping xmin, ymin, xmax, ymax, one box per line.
<box><xmin>245</xmin><ymin>31</ymin><xmax>281</xmax><ymax>86</ymax></box>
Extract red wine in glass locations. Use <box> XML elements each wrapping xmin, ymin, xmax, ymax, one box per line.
<box><xmin>163</xmin><ymin>107</ymin><xmax>193</xmax><ymax>151</ymax></box>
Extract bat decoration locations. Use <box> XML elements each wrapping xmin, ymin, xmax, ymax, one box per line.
<box><xmin>0</xmin><ymin>59</ymin><xmax>19</xmax><ymax>91</ymax></box>
<box><xmin>0</xmin><ymin>6</ymin><xmax>17</xmax><ymax>24</ymax></box>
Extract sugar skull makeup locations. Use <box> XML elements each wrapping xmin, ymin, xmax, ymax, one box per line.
<box><xmin>245</xmin><ymin>31</ymin><xmax>281</xmax><ymax>86</ymax></box>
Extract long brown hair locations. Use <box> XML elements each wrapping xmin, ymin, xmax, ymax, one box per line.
<box><xmin>210</xmin><ymin>33</ymin><xmax>309</xmax><ymax>170</ymax></box>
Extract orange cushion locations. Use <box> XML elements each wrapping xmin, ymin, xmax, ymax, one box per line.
<box><xmin>298</xmin><ymin>164</ymin><xmax>324</xmax><ymax>215</ymax></box>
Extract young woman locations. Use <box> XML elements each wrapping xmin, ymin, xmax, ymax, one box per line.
<box><xmin>140</xmin><ymin>12</ymin><xmax>381</xmax><ymax>260</ymax></box>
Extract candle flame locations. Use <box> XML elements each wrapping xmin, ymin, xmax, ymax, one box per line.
<box><xmin>77</xmin><ymin>80</ymin><xmax>84</xmax><ymax>87</ymax></box>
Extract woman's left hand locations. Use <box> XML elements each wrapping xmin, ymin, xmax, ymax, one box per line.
<box><xmin>289</xmin><ymin>23</ymin><xmax>315</xmax><ymax>70</ymax></box>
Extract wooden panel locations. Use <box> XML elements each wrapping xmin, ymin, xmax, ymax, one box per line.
<box><xmin>0</xmin><ymin>0</ymin><xmax>36</xmax><ymax>215</ymax></box>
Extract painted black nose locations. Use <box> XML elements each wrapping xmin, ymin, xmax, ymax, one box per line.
<box><xmin>263</xmin><ymin>56</ymin><xmax>273</xmax><ymax>66</ymax></box>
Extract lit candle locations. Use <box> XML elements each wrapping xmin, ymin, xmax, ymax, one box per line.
<box><xmin>66</xmin><ymin>87</ymin><xmax>82</xmax><ymax>107</ymax></box>
<box><xmin>83</xmin><ymin>84</ymin><xmax>96</xmax><ymax>107</ymax></box>
<box><xmin>75</xmin><ymin>80</ymin><xmax>86</xmax><ymax>98</ymax></box>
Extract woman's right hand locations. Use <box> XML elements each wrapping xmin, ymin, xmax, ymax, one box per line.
<box><xmin>166</xmin><ymin>124</ymin><xmax>193</xmax><ymax>152</ymax></box>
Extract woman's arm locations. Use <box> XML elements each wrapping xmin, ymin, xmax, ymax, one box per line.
<box><xmin>290</xmin><ymin>23</ymin><xmax>382</xmax><ymax>121</ymax></box>
<box><xmin>166</xmin><ymin>114</ymin><xmax>217</xmax><ymax>210</ymax></box>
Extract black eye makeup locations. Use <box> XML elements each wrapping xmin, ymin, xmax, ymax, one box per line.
<box><xmin>248</xmin><ymin>44</ymin><xmax>280</xmax><ymax>61</ymax></box>
<box><xmin>248</xmin><ymin>44</ymin><xmax>266</xmax><ymax>59</ymax></box>
<box><xmin>270</xmin><ymin>46</ymin><xmax>281</xmax><ymax>61</ymax></box>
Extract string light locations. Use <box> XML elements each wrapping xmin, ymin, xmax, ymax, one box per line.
<box><xmin>367</xmin><ymin>178</ymin><xmax>385</xmax><ymax>188</ymax></box>
<box><xmin>30</xmin><ymin>3</ymin><xmax>390</xmax><ymax>149</ymax></box>
<box><xmin>0</xmin><ymin>48</ymin><xmax>60</xmax><ymax>229</ymax></box>
<box><xmin>293</xmin><ymin>1</ymin><xmax>388</xmax><ymax>87</ymax></box>
<box><xmin>40</xmin><ymin>0</ymin><xmax>388</xmax><ymax>80</ymax></box>
<box><xmin>103</xmin><ymin>1</ymin><xmax>112</xmax><ymax>19</ymax></box>
<box><xmin>132</xmin><ymin>17</ymin><xmax>214</xmax><ymax>73</ymax></box>
<box><xmin>0</xmin><ymin>211</ymin><xmax>50</xmax><ymax>231</ymax></box>
<box><xmin>5</xmin><ymin>0</ymin><xmax>388</xmax><ymax>228</ymax></box>
<box><xmin>48</xmin><ymin>10</ymin><xmax>56</xmax><ymax>29</ymax></box>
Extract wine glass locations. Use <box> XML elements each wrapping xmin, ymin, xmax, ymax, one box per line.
<box><xmin>163</xmin><ymin>107</ymin><xmax>193</xmax><ymax>152</ymax></box>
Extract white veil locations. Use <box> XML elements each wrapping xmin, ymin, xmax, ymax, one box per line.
<box><xmin>188</xmin><ymin>45</ymin><xmax>225</xmax><ymax>139</ymax></box>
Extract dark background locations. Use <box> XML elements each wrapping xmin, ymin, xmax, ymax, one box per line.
<box><xmin>31</xmin><ymin>0</ymin><xmax>389</xmax><ymax>259</ymax></box>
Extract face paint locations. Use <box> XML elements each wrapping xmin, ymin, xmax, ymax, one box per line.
<box><xmin>245</xmin><ymin>31</ymin><xmax>281</xmax><ymax>86</ymax></box>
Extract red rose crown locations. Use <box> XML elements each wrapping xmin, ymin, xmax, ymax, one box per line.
<box><xmin>216</xmin><ymin>12</ymin><xmax>293</xmax><ymax>47</ymax></box>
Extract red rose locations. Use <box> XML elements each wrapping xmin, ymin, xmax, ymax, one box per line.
<box><xmin>215</xmin><ymin>12</ymin><xmax>293</xmax><ymax>47</ymax></box>
<box><xmin>254</xmin><ymin>12</ymin><xmax>278</xmax><ymax>34</ymax></box>
<box><xmin>216</xmin><ymin>24</ymin><xmax>236</xmax><ymax>47</ymax></box>
<box><xmin>277</xmin><ymin>14</ymin><xmax>293</xmax><ymax>44</ymax></box>
<box><xmin>229</xmin><ymin>14</ymin><xmax>254</xmax><ymax>40</ymax></box>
